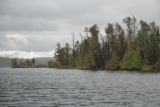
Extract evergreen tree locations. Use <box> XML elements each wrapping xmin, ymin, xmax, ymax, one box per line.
<box><xmin>31</xmin><ymin>58</ymin><xmax>36</xmax><ymax>67</ymax></box>
<box><xmin>137</xmin><ymin>20</ymin><xmax>160</xmax><ymax>65</ymax></box>
<box><xmin>12</xmin><ymin>58</ymin><xmax>18</xmax><ymax>68</ymax></box>
<box><xmin>121</xmin><ymin>44</ymin><xmax>143</xmax><ymax>70</ymax></box>
<box><xmin>26</xmin><ymin>59</ymin><xmax>31</xmax><ymax>67</ymax></box>
<box><xmin>89</xmin><ymin>24</ymin><xmax>100</xmax><ymax>68</ymax></box>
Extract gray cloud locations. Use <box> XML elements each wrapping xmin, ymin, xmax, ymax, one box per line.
<box><xmin>0</xmin><ymin>0</ymin><xmax>159</xmax><ymax>55</ymax></box>
<box><xmin>0</xmin><ymin>16</ymin><xmax>58</xmax><ymax>32</ymax></box>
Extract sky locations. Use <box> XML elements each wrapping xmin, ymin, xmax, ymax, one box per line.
<box><xmin>0</xmin><ymin>0</ymin><xmax>159</xmax><ymax>58</ymax></box>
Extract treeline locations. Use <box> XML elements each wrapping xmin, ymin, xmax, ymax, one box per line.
<box><xmin>53</xmin><ymin>16</ymin><xmax>160</xmax><ymax>71</ymax></box>
<box><xmin>12</xmin><ymin>58</ymin><xmax>46</xmax><ymax>68</ymax></box>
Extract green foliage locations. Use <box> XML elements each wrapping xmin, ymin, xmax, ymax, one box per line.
<box><xmin>115</xmin><ymin>23</ymin><xmax>126</xmax><ymax>60</ymax></box>
<box><xmin>11</xmin><ymin>58</ymin><xmax>46</xmax><ymax>68</ymax></box>
<box><xmin>31</xmin><ymin>58</ymin><xmax>36</xmax><ymax>67</ymax></box>
<box><xmin>89</xmin><ymin>24</ymin><xmax>100</xmax><ymax>68</ymax></box>
<box><xmin>26</xmin><ymin>59</ymin><xmax>32</xmax><ymax>66</ymax></box>
<box><xmin>137</xmin><ymin>21</ymin><xmax>160</xmax><ymax>64</ymax></box>
<box><xmin>68</xmin><ymin>54</ymin><xmax>76</xmax><ymax>67</ymax></box>
<box><xmin>48</xmin><ymin>60</ymin><xmax>58</xmax><ymax>68</ymax></box>
<box><xmin>12</xmin><ymin>58</ymin><xmax>18</xmax><ymax>68</ymax></box>
<box><xmin>54</xmin><ymin>42</ymin><xmax>70</xmax><ymax>66</ymax></box>
<box><xmin>48</xmin><ymin>60</ymin><xmax>53</xmax><ymax>68</ymax></box>
<box><xmin>121</xmin><ymin>44</ymin><xmax>143</xmax><ymax>70</ymax></box>
<box><xmin>77</xmin><ymin>42</ymin><xmax>95</xmax><ymax>69</ymax></box>
<box><xmin>105</xmin><ymin>23</ymin><xmax>114</xmax><ymax>58</ymax></box>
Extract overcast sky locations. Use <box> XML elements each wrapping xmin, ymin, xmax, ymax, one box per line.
<box><xmin>0</xmin><ymin>0</ymin><xmax>159</xmax><ymax>58</ymax></box>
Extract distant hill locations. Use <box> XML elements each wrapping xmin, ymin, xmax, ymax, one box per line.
<box><xmin>0</xmin><ymin>57</ymin><xmax>56</xmax><ymax>67</ymax></box>
<box><xmin>0</xmin><ymin>57</ymin><xmax>12</xmax><ymax>67</ymax></box>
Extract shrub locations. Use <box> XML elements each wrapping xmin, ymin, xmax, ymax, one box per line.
<box><xmin>142</xmin><ymin>65</ymin><xmax>153</xmax><ymax>71</ymax></box>
<box><xmin>121</xmin><ymin>44</ymin><xmax>143</xmax><ymax>70</ymax></box>
<box><xmin>68</xmin><ymin>55</ymin><xmax>76</xmax><ymax>67</ymax></box>
<box><xmin>48</xmin><ymin>60</ymin><xmax>58</xmax><ymax>68</ymax></box>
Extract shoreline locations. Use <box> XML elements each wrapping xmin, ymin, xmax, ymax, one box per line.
<box><xmin>10</xmin><ymin>66</ymin><xmax>160</xmax><ymax>73</ymax></box>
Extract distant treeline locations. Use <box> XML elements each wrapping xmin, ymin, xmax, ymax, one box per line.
<box><xmin>12</xmin><ymin>58</ymin><xmax>46</xmax><ymax>68</ymax></box>
<box><xmin>52</xmin><ymin>16</ymin><xmax>160</xmax><ymax>71</ymax></box>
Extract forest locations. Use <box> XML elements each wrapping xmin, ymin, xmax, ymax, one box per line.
<box><xmin>52</xmin><ymin>16</ymin><xmax>160</xmax><ymax>71</ymax></box>
<box><xmin>12</xmin><ymin>58</ymin><xmax>46</xmax><ymax>68</ymax></box>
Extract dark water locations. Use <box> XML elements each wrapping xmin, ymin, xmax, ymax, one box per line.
<box><xmin>0</xmin><ymin>68</ymin><xmax>160</xmax><ymax>107</ymax></box>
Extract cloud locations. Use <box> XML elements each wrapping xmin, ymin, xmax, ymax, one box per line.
<box><xmin>6</xmin><ymin>33</ymin><xmax>28</xmax><ymax>43</ymax></box>
<box><xmin>0</xmin><ymin>16</ymin><xmax>58</xmax><ymax>32</ymax></box>
<box><xmin>0</xmin><ymin>50</ymin><xmax>54</xmax><ymax>59</ymax></box>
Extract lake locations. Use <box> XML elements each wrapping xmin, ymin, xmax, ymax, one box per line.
<box><xmin>0</xmin><ymin>68</ymin><xmax>160</xmax><ymax>107</ymax></box>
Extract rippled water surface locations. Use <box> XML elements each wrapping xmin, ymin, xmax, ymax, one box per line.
<box><xmin>0</xmin><ymin>68</ymin><xmax>160</xmax><ymax>107</ymax></box>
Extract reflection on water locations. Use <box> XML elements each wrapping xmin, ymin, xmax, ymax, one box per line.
<box><xmin>0</xmin><ymin>68</ymin><xmax>160</xmax><ymax>107</ymax></box>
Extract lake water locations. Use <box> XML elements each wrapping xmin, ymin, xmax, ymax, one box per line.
<box><xmin>0</xmin><ymin>68</ymin><xmax>160</xmax><ymax>107</ymax></box>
